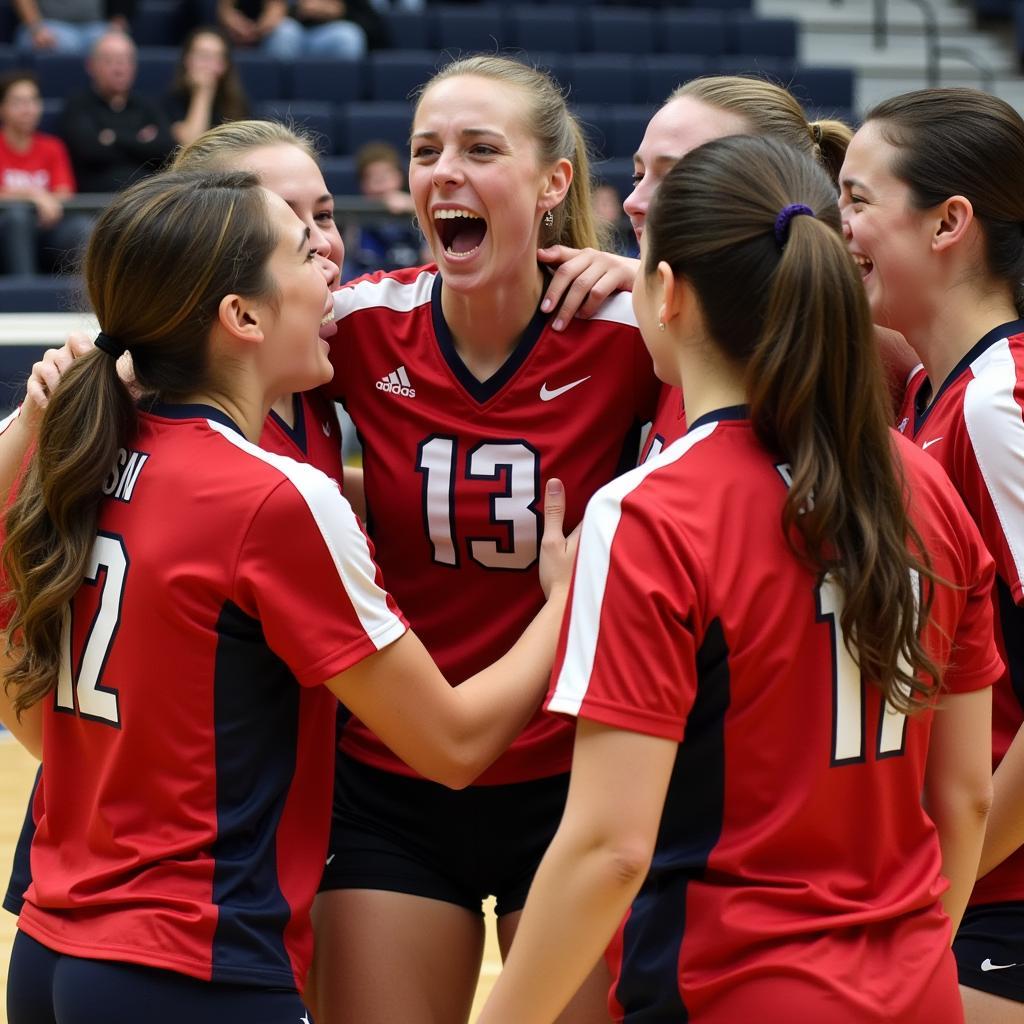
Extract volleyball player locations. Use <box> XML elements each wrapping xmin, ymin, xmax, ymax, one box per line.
<box><xmin>839</xmin><ymin>88</ymin><xmax>1024</xmax><ymax>1024</ymax></box>
<box><xmin>0</xmin><ymin>169</ymin><xmax>576</xmax><ymax>1023</ymax></box>
<box><xmin>532</xmin><ymin>77</ymin><xmax>851</xmax><ymax>461</ymax></box>
<box><xmin>479</xmin><ymin>134</ymin><xmax>999</xmax><ymax>1024</ymax></box>
<box><xmin>0</xmin><ymin>119</ymin><xmax>358</xmax><ymax>927</ymax></box>
<box><xmin>313</xmin><ymin>55</ymin><xmax>658</xmax><ymax>1024</ymax></box>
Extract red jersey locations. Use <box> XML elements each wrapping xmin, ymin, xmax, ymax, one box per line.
<box><xmin>329</xmin><ymin>265</ymin><xmax>659</xmax><ymax>784</ymax></box>
<box><xmin>259</xmin><ymin>388</ymin><xmax>344</xmax><ymax>485</ymax></box>
<box><xmin>639</xmin><ymin>383</ymin><xmax>686</xmax><ymax>463</ymax></box>
<box><xmin>548</xmin><ymin>409</ymin><xmax>1001</xmax><ymax>1022</ymax></box>
<box><xmin>896</xmin><ymin>319</ymin><xmax>1024</xmax><ymax>907</ymax></box>
<box><xmin>18</xmin><ymin>403</ymin><xmax>407</xmax><ymax>989</ymax></box>
<box><xmin>0</xmin><ymin>132</ymin><xmax>75</xmax><ymax>193</ymax></box>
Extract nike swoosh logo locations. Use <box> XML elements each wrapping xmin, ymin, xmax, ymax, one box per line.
<box><xmin>322</xmin><ymin>421</ymin><xmax>331</xmax><ymax>437</ymax></box>
<box><xmin>325</xmin><ymin>853</ymin><xmax>335</xmax><ymax>865</ymax></box>
<box><xmin>540</xmin><ymin>376</ymin><xmax>591</xmax><ymax>402</ymax></box>
<box><xmin>922</xmin><ymin>437</ymin><xmax>943</xmax><ymax>450</ymax></box>
<box><xmin>981</xmin><ymin>958</ymin><xmax>1019</xmax><ymax>971</ymax></box>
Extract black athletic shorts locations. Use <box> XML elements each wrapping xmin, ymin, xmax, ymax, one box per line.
<box><xmin>319</xmin><ymin>752</ymin><xmax>569</xmax><ymax>917</ymax></box>
<box><xmin>955</xmin><ymin>900</ymin><xmax>1024</xmax><ymax>1002</ymax></box>
<box><xmin>7</xmin><ymin>930</ymin><xmax>313</xmax><ymax>1024</ymax></box>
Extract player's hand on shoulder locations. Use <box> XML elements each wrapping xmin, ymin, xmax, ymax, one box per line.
<box><xmin>24</xmin><ymin>332</ymin><xmax>95</xmax><ymax>427</ymax></box>
<box><xmin>538</xmin><ymin>245</ymin><xmax>640</xmax><ymax>331</ymax></box>
<box><xmin>539</xmin><ymin>478</ymin><xmax>578</xmax><ymax>601</ymax></box>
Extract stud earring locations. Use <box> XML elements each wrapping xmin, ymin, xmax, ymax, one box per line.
<box><xmin>543</xmin><ymin>210</ymin><xmax>554</xmax><ymax>228</ymax></box>
<box><xmin>657</xmin><ymin>321</ymin><xmax>666</xmax><ymax>331</ymax></box>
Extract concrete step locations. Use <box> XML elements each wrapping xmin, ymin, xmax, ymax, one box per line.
<box><xmin>756</xmin><ymin>0</ymin><xmax>1024</xmax><ymax>115</ymax></box>
<box><xmin>760</xmin><ymin>0</ymin><xmax>975</xmax><ymax>32</ymax></box>
<box><xmin>857</xmin><ymin>69</ymin><xmax>1024</xmax><ymax>112</ymax></box>
<box><xmin>798</xmin><ymin>28</ymin><xmax>1016</xmax><ymax>68</ymax></box>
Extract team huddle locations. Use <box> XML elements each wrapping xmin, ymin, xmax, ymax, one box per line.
<box><xmin>0</xmin><ymin>54</ymin><xmax>1019</xmax><ymax>1024</ymax></box>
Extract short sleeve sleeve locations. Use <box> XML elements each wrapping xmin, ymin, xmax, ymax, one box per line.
<box><xmin>546</xmin><ymin>483</ymin><xmax>700</xmax><ymax>741</ymax></box>
<box><xmin>234</xmin><ymin>466</ymin><xmax>407</xmax><ymax>687</ymax></box>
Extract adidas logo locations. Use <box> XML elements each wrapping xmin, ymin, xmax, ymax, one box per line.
<box><xmin>376</xmin><ymin>365</ymin><xmax>416</xmax><ymax>399</ymax></box>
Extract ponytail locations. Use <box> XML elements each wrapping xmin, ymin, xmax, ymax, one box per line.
<box><xmin>3</xmin><ymin>169</ymin><xmax>278</xmax><ymax>713</ymax></box>
<box><xmin>3</xmin><ymin>353</ymin><xmax>135</xmax><ymax>714</ymax></box>
<box><xmin>646</xmin><ymin>135</ymin><xmax>939</xmax><ymax>712</ymax></box>
<box><xmin>810</xmin><ymin>117</ymin><xmax>851</xmax><ymax>184</ymax></box>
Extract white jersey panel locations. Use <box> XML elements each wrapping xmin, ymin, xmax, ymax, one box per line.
<box><xmin>333</xmin><ymin>268</ymin><xmax>437</xmax><ymax>321</ymax></box>
<box><xmin>548</xmin><ymin>421</ymin><xmax>716</xmax><ymax>717</ymax></box>
<box><xmin>965</xmin><ymin>338</ymin><xmax>1024</xmax><ymax>591</ymax></box>
<box><xmin>207</xmin><ymin>419</ymin><xmax>406</xmax><ymax>651</ymax></box>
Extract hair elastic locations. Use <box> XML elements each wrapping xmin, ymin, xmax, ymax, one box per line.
<box><xmin>774</xmin><ymin>203</ymin><xmax>815</xmax><ymax>248</ymax></box>
<box><xmin>94</xmin><ymin>331</ymin><xmax>128</xmax><ymax>359</ymax></box>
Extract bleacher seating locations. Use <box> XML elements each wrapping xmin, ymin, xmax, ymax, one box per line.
<box><xmin>0</xmin><ymin>0</ymin><xmax>861</xmax><ymax>308</ymax></box>
<box><xmin>7</xmin><ymin>4</ymin><xmax>854</xmax><ymax>163</ymax></box>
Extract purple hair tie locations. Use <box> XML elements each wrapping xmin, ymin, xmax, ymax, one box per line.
<box><xmin>773</xmin><ymin>203</ymin><xmax>815</xmax><ymax>248</ymax></box>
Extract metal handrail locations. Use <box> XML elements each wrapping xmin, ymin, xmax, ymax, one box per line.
<box><xmin>938</xmin><ymin>44</ymin><xmax>997</xmax><ymax>92</ymax></box>
<box><xmin>833</xmin><ymin>0</ymin><xmax>996</xmax><ymax>93</ymax></box>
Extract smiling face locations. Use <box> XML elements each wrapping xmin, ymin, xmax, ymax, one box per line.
<box><xmin>624</xmin><ymin>95</ymin><xmax>749</xmax><ymax>243</ymax></box>
<box><xmin>839</xmin><ymin>121</ymin><xmax>937</xmax><ymax>334</ymax></box>
<box><xmin>255</xmin><ymin>189</ymin><xmax>334</xmax><ymax>396</ymax></box>
<box><xmin>409</xmin><ymin>75</ymin><xmax>564</xmax><ymax>293</ymax></box>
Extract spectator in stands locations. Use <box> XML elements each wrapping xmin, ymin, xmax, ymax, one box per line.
<box><xmin>216</xmin><ymin>0</ymin><xmax>383</xmax><ymax>58</ymax></box>
<box><xmin>162</xmin><ymin>27</ymin><xmax>249</xmax><ymax>148</ymax></box>
<box><xmin>60</xmin><ymin>30</ymin><xmax>174</xmax><ymax>194</ymax></box>
<box><xmin>12</xmin><ymin>0</ymin><xmax>118</xmax><ymax>54</ymax></box>
<box><xmin>345</xmin><ymin>140</ymin><xmax>424</xmax><ymax>276</ymax></box>
<box><xmin>0</xmin><ymin>72</ymin><xmax>92</xmax><ymax>274</ymax></box>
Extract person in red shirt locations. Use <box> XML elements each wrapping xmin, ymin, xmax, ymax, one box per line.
<box><xmin>839</xmin><ymin>88</ymin><xmax>1024</xmax><ymax>1024</ymax></box>
<box><xmin>311</xmin><ymin>54</ymin><xmax>658</xmax><ymax>1024</ymax></box>
<box><xmin>0</xmin><ymin>168</ymin><xmax>576</xmax><ymax>1023</ymax></box>
<box><xmin>0</xmin><ymin>71</ymin><xmax>92</xmax><ymax>274</ymax></box>
<box><xmin>478</xmin><ymin>135</ymin><xmax>999</xmax><ymax>1024</ymax></box>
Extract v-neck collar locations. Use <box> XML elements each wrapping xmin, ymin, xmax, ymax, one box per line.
<box><xmin>914</xmin><ymin>317</ymin><xmax>1024</xmax><ymax>432</ymax></box>
<box><xmin>268</xmin><ymin>393</ymin><xmax>307</xmax><ymax>453</ymax></box>
<box><xmin>430</xmin><ymin>273</ymin><xmax>549</xmax><ymax>405</ymax></box>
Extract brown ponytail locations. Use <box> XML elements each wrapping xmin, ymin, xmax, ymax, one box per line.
<box><xmin>3</xmin><ymin>169</ymin><xmax>277</xmax><ymax>714</ymax></box>
<box><xmin>645</xmin><ymin>135</ymin><xmax>939</xmax><ymax>712</ymax></box>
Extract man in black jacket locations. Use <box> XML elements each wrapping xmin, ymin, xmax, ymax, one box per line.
<box><xmin>60</xmin><ymin>30</ymin><xmax>174</xmax><ymax>193</ymax></box>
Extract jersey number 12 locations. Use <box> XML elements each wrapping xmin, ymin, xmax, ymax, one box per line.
<box><xmin>56</xmin><ymin>533</ymin><xmax>126</xmax><ymax>727</ymax></box>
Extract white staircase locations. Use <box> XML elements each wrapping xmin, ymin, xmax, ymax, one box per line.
<box><xmin>756</xmin><ymin>0</ymin><xmax>1024</xmax><ymax>114</ymax></box>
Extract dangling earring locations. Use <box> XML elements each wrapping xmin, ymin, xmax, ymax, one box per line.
<box><xmin>543</xmin><ymin>210</ymin><xmax>554</xmax><ymax>228</ymax></box>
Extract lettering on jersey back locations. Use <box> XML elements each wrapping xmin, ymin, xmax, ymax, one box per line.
<box><xmin>102</xmin><ymin>448</ymin><xmax>150</xmax><ymax>503</ymax></box>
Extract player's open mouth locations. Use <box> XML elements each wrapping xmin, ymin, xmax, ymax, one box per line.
<box><xmin>851</xmin><ymin>252</ymin><xmax>873</xmax><ymax>278</ymax></box>
<box><xmin>320</xmin><ymin>309</ymin><xmax>335</xmax><ymax>327</ymax></box>
<box><xmin>433</xmin><ymin>208</ymin><xmax>487</xmax><ymax>259</ymax></box>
